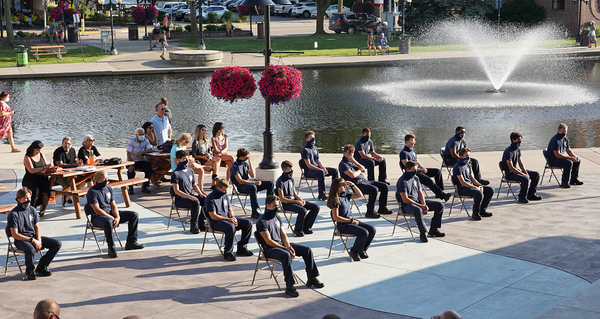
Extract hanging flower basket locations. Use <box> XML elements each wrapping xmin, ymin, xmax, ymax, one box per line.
<box><xmin>146</xmin><ymin>6</ymin><xmax>159</xmax><ymax>22</ymax></box>
<box><xmin>131</xmin><ymin>6</ymin><xmax>146</xmax><ymax>22</ymax></box>
<box><xmin>258</xmin><ymin>64</ymin><xmax>303</xmax><ymax>105</ymax></box>
<box><xmin>49</xmin><ymin>7</ymin><xmax>64</xmax><ymax>21</ymax></box>
<box><xmin>210</xmin><ymin>66</ymin><xmax>257</xmax><ymax>103</ymax></box>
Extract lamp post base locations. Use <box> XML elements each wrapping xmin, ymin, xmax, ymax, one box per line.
<box><xmin>198</xmin><ymin>43</ymin><xmax>206</xmax><ymax>50</ymax></box>
<box><xmin>254</xmin><ymin>167</ymin><xmax>282</xmax><ymax>182</ymax></box>
<box><xmin>110</xmin><ymin>48</ymin><xmax>118</xmax><ymax>55</ymax></box>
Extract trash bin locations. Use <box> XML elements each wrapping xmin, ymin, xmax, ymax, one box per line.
<box><xmin>15</xmin><ymin>45</ymin><xmax>28</xmax><ymax>67</ymax></box>
<box><xmin>257</xmin><ymin>22</ymin><xmax>264</xmax><ymax>39</ymax></box>
<box><xmin>128</xmin><ymin>23</ymin><xmax>139</xmax><ymax>40</ymax></box>
<box><xmin>581</xmin><ymin>32</ymin><xmax>590</xmax><ymax>46</ymax></box>
<box><xmin>399</xmin><ymin>35</ymin><xmax>411</xmax><ymax>54</ymax></box>
<box><xmin>67</xmin><ymin>24</ymin><xmax>78</xmax><ymax>43</ymax></box>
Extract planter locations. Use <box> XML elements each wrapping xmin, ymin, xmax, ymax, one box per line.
<box><xmin>167</xmin><ymin>30</ymin><xmax>252</xmax><ymax>39</ymax></box>
<box><xmin>258</xmin><ymin>64</ymin><xmax>303</xmax><ymax>105</ymax></box>
<box><xmin>210</xmin><ymin>66</ymin><xmax>257</xmax><ymax>103</ymax></box>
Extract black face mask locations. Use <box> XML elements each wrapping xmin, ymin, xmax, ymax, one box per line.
<box><xmin>17</xmin><ymin>200</ymin><xmax>31</xmax><ymax>211</ymax></box>
<box><xmin>510</xmin><ymin>141</ymin><xmax>521</xmax><ymax>150</ymax></box>
<box><xmin>264</xmin><ymin>207</ymin><xmax>278</xmax><ymax>219</ymax></box>
<box><xmin>213</xmin><ymin>188</ymin><xmax>226</xmax><ymax>197</ymax></box>
<box><xmin>557</xmin><ymin>133</ymin><xmax>566</xmax><ymax>139</ymax></box>
<box><xmin>235</xmin><ymin>158</ymin><xmax>246</xmax><ymax>165</ymax></box>
<box><xmin>96</xmin><ymin>180</ymin><xmax>108</xmax><ymax>188</ymax></box>
<box><xmin>403</xmin><ymin>171</ymin><xmax>417</xmax><ymax>179</ymax></box>
<box><xmin>176</xmin><ymin>159</ymin><xmax>188</xmax><ymax>170</ymax></box>
<box><xmin>282</xmin><ymin>171</ymin><xmax>293</xmax><ymax>180</ymax></box>
<box><xmin>360</xmin><ymin>135</ymin><xmax>370</xmax><ymax>143</ymax></box>
<box><xmin>455</xmin><ymin>132</ymin><xmax>465</xmax><ymax>140</ymax></box>
<box><xmin>306</xmin><ymin>138</ymin><xmax>315</xmax><ymax>148</ymax></box>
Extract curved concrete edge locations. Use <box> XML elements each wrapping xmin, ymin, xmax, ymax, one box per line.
<box><xmin>169</xmin><ymin>49</ymin><xmax>224</xmax><ymax>66</ymax></box>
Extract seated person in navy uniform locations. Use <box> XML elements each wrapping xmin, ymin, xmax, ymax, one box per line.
<box><xmin>205</xmin><ymin>178</ymin><xmax>254</xmax><ymax>261</ymax></box>
<box><xmin>7</xmin><ymin>187</ymin><xmax>62</xmax><ymax>280</ymax></box>
<box><xmin>339</xmin><ymin>144</ymin><xmax>392</xmax><ymax>219</ymax></box>
<box><xmin>230</xmin><ymin>148</ymin><xmax>274</xmax><ymax>219</ymax></box>
<box><xmin>546</xmin><ymin>123</ymin><xmax>583</xmax><ymax>188</ymax></box>
<box><xmin>53</xmin><ymin>136</ymin><xmax>84</xmax><ymax>205</ymax></box>
<box><xmin>400</xmin><ymin>134</ymin><xmax>451</xmax><ymax>202</ymax></box>
<box><xmin>171</xmin><ymin>149</ymin><xmax>207</xmax><ymax>234</ymax></box>
<box><xmin>443</xmin><ymin>127</ymin><xmax>489</xmax><ymax>185</ymax></box>
<box><xmin>453</xmin><ymin>148</ymin><xmax>494</xmax><ymax>221</ymax></box>
<box><xmin>126</xmin><ymin>128</ymin><xmax>155</xmax><ymax>194</ymax></box>
<box><xmin>502</xmin><ymin>132</ymin><xmax>542</xmax><ymax>203</ymax></box>
<box><xmin>257</xmin><ymin>195</ymin><xmax>324</xmax><ymax>297</ymax></box>
<box><xmin>276</xmin><ymin>160</ymin><xmax>320</xmax><ymax>237</ymax></box>
<box><xmin>354</xmin><ymin>127</ymin><xmax>388</xmax><ymax>184</ymax></box>
<box><xmin>396</xmin><ymin>161</ymin><xmax>445</xmax><ymax>243</ymax></box>
<box><xmin>327</xmin><ymin>177</ymin><xmax>376</xmax><ymax>261</ymax></box>
<box><xmin>300</xmin><ymin>131</ymin><xmax>339</xmax><ymax>201</ymax></box>
<box><xmin>86</xmin><ymin>170</ymin><xmax>145</xmax><ymax>258</ymax></box>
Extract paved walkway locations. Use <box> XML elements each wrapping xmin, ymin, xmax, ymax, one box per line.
<box><xmin>1</xmin><ymin>144</ymin><xmax>599</xmax><ymax>318</ymax></box>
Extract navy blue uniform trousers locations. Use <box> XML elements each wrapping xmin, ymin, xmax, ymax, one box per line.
<box><xmin>91</xmin><ymin>210</ymin><xmax>139</xmax><ymax>249</ymax></box>
<box><xmin>547</xmin><ymin>158</ymin><xmax>581</xmax><ymax>185</ymax></box>
<box><xmin>506</xmin><ymin>170</ymin><xmax>540</xmax><ymax>199</ymax></box>
<box><xmin>282</xmin><ymin>201</ymin><xmax>319</xmax><ymax>232</ymax></box>
<box><xmin>264</xmin><ymin>243</ymin><xmax>319</xmax><ymax>287</ymax></box>
<box><xmin>401</xmin><ymin>200</ymin><xmax>444</xmax><ymax>234</ymax></box>
<box><xmin>236</xmin><ymin>181</ymin><xmax>274</xmax><ymax>211</ymax></box>
<box><xmin>14</xmin><ymin>237</ymin><xmax>62</xmax><ymax>272</ymax></box>
<box><xmin>357</xmin><ymin>180</ymin><xmax>389</xmax><ymax>213</ymax></box>
<box><xmin>304</xmin><ymin>167</ymin><xmax>339</xmax><ymax>194</ymax></box>
<box><xmin>210</xmin><ymin>217</ymin><xmax>252</xmax><ymax>255</ymax></box>
<box><xmin>337</xmin><ymin>221</ymin><xmax>376</xmax><ymax>253</ymax></box>
<box><xmin>357</xmin><ymin>157</ymin><xmax>387</xmax><ymax>182</ymax></box>
<box><xmin>458</xmin><ymin>186</ymin><xmax>494</xmax><ymax>215</ymax></box>
<box><xmin>174</xmin><ymin>195</ymin><xmax>205</xmax><ymax>226</ymax></box>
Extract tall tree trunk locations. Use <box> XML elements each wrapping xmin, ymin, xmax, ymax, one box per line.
<box><xmin>314</xmin><ymin>0</ymin><xmax>331</xmax><ymax>34</ymax></box>
<box><xmin>190</xmin><ymin>0</ymin><xmax>197</xmax><ymax>37</ymax></box>
<box><xmin>3</xmin><ymin>0</ymin><xmax>16</xmax><ymax>46</ymax></box>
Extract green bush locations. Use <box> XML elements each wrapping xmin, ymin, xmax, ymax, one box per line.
<box><xmin>235</xmin><ymin>18</ymin><xmax>243</xmax><ymax>23</ymax></box>
<box><xmin>217</xmin><ymin>24</ymin><xmax>227</xmax><ymax>31</ymax></box>
<box><xmin>205</xmin><ymin>24</ymin><xmax>217</xmax><ymax>31</ymax></box>
<box><xmin>207</xmin><ymin>12</ymin><xmax>218</xmax><ymax>23</ymax></box>
<box><xmin>223</xmin><ymin>11</ymin><xmax>234</xmax><ymax>21</ymax></box>
<box><xmin>158</xmin><ymin>11</ymin><xmax>166</xmax><ymax>21</ymax></box>
<box><xmin>175</xmin><ymin>26</ymin><xmax>183</xmax><ymax>32</ymax></box>
<box><xmin>240</xmin><ymin>15</ymin><xmax>248</xmax><ymax>22</ymax></box>
<box><xmin>184</xmin><ymin>24</ymin><xmax>192</xmax><ymax>31</ymax></box>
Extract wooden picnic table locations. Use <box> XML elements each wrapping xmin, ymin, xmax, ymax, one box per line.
<box><xmin>41</xmin><ymin>161</ymin><xmax>140</xmax><ymax>219</ymax></box>
<box><xmin>30</xmin><ymin>45</ymin><xmax>65</xmax><ymax>61</ymax></box>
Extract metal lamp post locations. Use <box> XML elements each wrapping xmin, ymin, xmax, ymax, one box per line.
<box><xmin>400</xmin><ymin>0</ymin><xmax>411</xmax><ymax>36</ymax></box>
<box><xmin>99</xmin><ymin>0</ymin><xmax>120</xmax><ymax>54</ymax></box>
<box><xmin>574</xmin><ymin>0</ymin><xmax>588</xmax><ymax>42</ymax></box>
<box><xmin>198</xmin><ymin>0</ymin><xmax>205</xmax><ymax>49</ymax></box>
<box><xmin>239</xmin><ymin>0</ymin><xmax>291</xmax><ymax>169</ymax></box>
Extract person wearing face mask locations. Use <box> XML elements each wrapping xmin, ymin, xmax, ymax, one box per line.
<box><xmin>127</xmin><ymin>128</ymin><xmax>154</xmax><ymax>194</ymax></box>
<box><xmin>396</xmin><ymin>161</ymin><xmax>445</xmax><ymax>243</ymax></box>
<box><xmin>171</xmin><ymin>150</ymin><xmax>207</xmax><ymax>234</ymax></box>
<box><xmin>276</xmin><ymin>160</ymin><xmax>320</xmax><ymax>237</ymax></box>
<box><xmin>53</xmin><ymin>136</ymin><xmax>84</xmax><ymax>206</ymax></box>
<box><xmin>257</xmin><ymin>195</ymin><xmax>324</xmax><ymax>297</ymax></box>
<box><xmin>453</xmin><ymin>148</ymin><xmax>494</xmax><ymax>221</ymax></box>
<box><xmin>7</xmin><ymin>187</ymin><xmax>62</xmax><ymax>280</ymax></box>
<box><xmin>443</xmin><ymin>127</ymin><xmax>490</xmax><ymax>186</ymax></box>
<box><xmin>502</xmin><ymin>132</ymin><xmax>542</xmax><ymax>203</ymax></box>
<box><xmin>354</xmin><ymin>128</ymin><xmax>388</xmax><ymax>184</ymax></box>
<box><xmin>400</xmin><ymin>134</ymin><xmax>451</xmax><ymax>202</ymax></box>
<box><xmin>230</xmin><ymin>148</ymin><xmax>275</xmax><ymax>219</ymax></box>
<box><xmin>86</xmin><ymin>170</ymin><xmax>145</xmax><ymax>258</ymax></box>
<box><xmin>300</xmin><ymin>131</ymin><xmax>339</xmax><ymax>201</ymax></box>
<box><xmin>205</xmin><ymin>178</ymin><xmax>254</xmax><ymax>261</ymax></box>
<box><xmin>546</xmin><ymin>123</ymin><xmax>583</xmax><ymax>188</ymax></box>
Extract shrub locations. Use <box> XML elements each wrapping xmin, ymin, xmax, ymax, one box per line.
<box><xmin>207</xmin><ymin>12</ymin><xmax>218</xmax><ymax>23</ymax></box>
<box><xmin>223</xmin><ymin>11</ymin><xmax>234</xmax><ymax>21</ymax></box>
<box><xmin>217</xmin><ymin>24</ymin><xmax>227</xmax><ymax>31</ymax></box>
<box><xmin>175</xmin><ymin>26</ymin><xmax>183</xmax><ymax>32</ymax></box>
<box><xmin>205</xmin><ymin>24</ymin><xmax>217</xmax><ymax>31</ymax></box>
<box><xmin>352</xmin><ymin>0</ymin><xmax>374</xmax><ymax>14</ymax></box>
<box><xmin>65</xmin><ymin>8</ymin><xmax>79</xmax><ymax>23</ymax></box>
<box><xmin>184</xmin><ymin>24</ymin><xmax>192</xmax><ymax>31</ymax></box>
<box><xmin>235</xmin><ymin>17</ymin><xmax>243</xmax><ymax>23</ymax></box>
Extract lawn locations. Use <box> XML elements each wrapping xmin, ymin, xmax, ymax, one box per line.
<box><xmin>175</xmin><ymin>34</ymin><xmax>578</xmax><ymax>57</ymax></box>
<box><xmin>0</xmin><ymin>45</ymin><xmax>106</xmax><ymax>67</ymax></box>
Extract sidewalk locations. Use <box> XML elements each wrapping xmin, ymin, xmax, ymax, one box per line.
<box><xmin>0</xmin><ymin>144</ymin><xmax>599</xmax><ymax>318</ymax></box>
<box><xmin>3</xmin><ymin>27</ymin><xmax>600</xmax><ymax>79</ymax></box>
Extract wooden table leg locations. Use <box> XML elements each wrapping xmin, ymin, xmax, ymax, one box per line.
<box><xmin>121</xmin><ymin>186</ymin><xmax>131</xmax><ymax>207</ymax></box>
<box><xmin>73</xmin><ymin>196</ymin><xmax>82</xmax><ymax>219</ymax></box>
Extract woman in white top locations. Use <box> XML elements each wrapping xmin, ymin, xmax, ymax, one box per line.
<box><xmin>191</xmin><ymin>124</ymin><xmax>221</xmax><ymax>188</ymax></box>
<box><xmin>152</xmin><ymin>19</ymin><xmax>161</xmax><ymax>47</ymax></box>
<box><xmin>211</xmin><ymin>122</ymin><xmax>234</xmax><ymax>181</ymax></box>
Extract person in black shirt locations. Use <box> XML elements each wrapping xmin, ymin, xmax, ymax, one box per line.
<box><xmin>53</xmin><ymin>136</ymin><xmax>84</xmax><ymax>205</ymax></box>
<box><xmin>502</xmin><ymin>132</ymin><xmax>541</xmax><ymax>203</ymax></box>
<box><xmin>77</xmin><ymin>134</ymin><xmax>103</xmax><ymax>165</ymax></box>
<box><xmin>230</xmin><ymin>148</ymin><xmax>274</xmax><ymax>219</ymax></box>
<box><xmin>546</xmin><ymin>123</ymin><xmax>583</xmax><ymax>188</ymax></box>
<box><xmin>443</xmin><ymin>127</ymin><xmax>489</xmax><ymax>185</ymax></box>
<box><xmin>300</xmin><ymin>131</ymin><xmax>339</xmax><ymax>200</ymax></box>
<box><xmin>256</xmin><ymin>195</ymin><xmax>324</xmax><ymax>297</ymax></box>
<box><xmin>453</xmin><ymin>148</ymin><xmax>494</xmax><ymax>221</ymax></box>
<box><xmin>354</xmin><ymin>128</ymin><xmax>387</xmax><ymax>184</ymax></box>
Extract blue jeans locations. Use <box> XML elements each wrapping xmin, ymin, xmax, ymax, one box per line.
<box><xmin>236</xmin><ymin>181</ymin><xmax>274</xmax><ymax>211</ymax></box>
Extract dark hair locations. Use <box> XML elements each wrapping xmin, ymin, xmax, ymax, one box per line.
<box><xmin>362</xmin><ymin>127</ymin><xmax>371</xmax><ymax>134</ymax></box>
<box><xmin>26</xmin><ymin>140</ymin><xmax>44</xmax><ymax>156</ymax></box>
<box><xmin>510</xmin><ymin>132</ymin><xmax>522</xmax><ymax>141</ymax></box>
<box><xmin>404</xmin><ymin>160</ymin><xmax>417</xmax><ymax>170</ymax></box>
<box><xmin>212</xmin><ymin>122</ymin><xmax>224</xmax><ymax>137</ymax></box>
<box><xmin>326</xmin><ymin>178</ymin><xmax>345</xmax><ymax>209</ymax></box>
<box><xmin>155</xmin><ymin>103</ymin><xmax>164</xmax><ymax>111</ymax></box>
<box><xmin>458</xmin><ymin>147</ymin><xmax>471</xmax><ymax>157</ymax></box>
<box><xmin>343</xmin><ymin>144</ymin><xmax>354</xmax><ymax>154</ymax></box>
<box><xmin>0</xmin><ymin>91</ymin><xmax>8</xmax><ymax>100</ymax></box>
<box><xmin>265</xmin><ymin>195</ymin><xmax>279</xmax><ymax>206</ymax></box>
<box><xmin>216</xmin><ymin>178</ymin><xmax>229</xmax><ymax>188</ymax></box>
<box><xmin>281</xmin><ymin>160</ymin><xmax>293</xmax><ymax>170</ymax></box>
<box><xmin>142</xmin><ymin>122</ymin><xmax>153</xmax><ymax>132</ymax></box>
<box><xmin>304</xmin><ymin>131</ymin><xmax>315</xmax><ymax>140</ymax></box>
<box><xmin>16</xmin><ymin>187</ymin><xmax>32</xmax><ymax>200</ymax></box>
<box><xmin>175</xmin><ymin>149</ymin><xmax>189</xmax><ymax>159</ymax></box>
<box><xmin>236</xmin><ymin>148</ymin><xmax>249</xmax><ymax>158</ymax></box>
<box><xmin>404</xmin><ymin>133</ymin><xmax>415</xmax><ymax>142</ymax></box>
<box><xmin>455</xmin><ymin>126</ymin><xmax>465</xmax><ymax>133</ymax></box>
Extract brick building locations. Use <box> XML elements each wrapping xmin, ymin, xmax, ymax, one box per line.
<box><xmin>537</xmin><ymin>0</ymin><xmax>600</xmax><ymax>35</ymax></box>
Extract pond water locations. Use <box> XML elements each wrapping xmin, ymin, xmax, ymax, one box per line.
<box><xmin>2</xmin><ymin>56</ymin><xmax>600</xmax><ymax>155</ymax></box>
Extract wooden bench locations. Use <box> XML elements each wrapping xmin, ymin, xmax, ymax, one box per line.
<box><xmin>358</xmin><ymin>47</ymin><xmax>379</xmax><ymax>55</ymax></box>
<box><xmin>67</xmin><ymin>177</ymin><xmax>148</xmax><ymax>209</ymax></box>
<box><xmin>0</xmin><ymin>204</ymin><xmax>16</xmax><ymax>215</ymax></box>
<box><xmin>30</xmin><ymin>45</ymin><xmax>66</xmax><ymax>62</ymax></box>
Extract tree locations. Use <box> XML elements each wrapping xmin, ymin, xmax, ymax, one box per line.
<box><xmin>493</xmin><ymin>0</ymin><xmax>545</xmax><ymax>24</ymax></box>
<box><xmin>190</xmin><ymin>0</ymin><xmax>197</xmax><ymax>37</ymax></box>
<box><xmin>314</xmin><ymin>0</ymin><xmax>332</xmax><ymax>34</ymax></box>
<box><xmin>405</xmin><ymin>0</ymin><xmax>493</xmax><ymax>33</ymax></box>
<box><xmin>3</xmin><ymin>0</ymin><xmax>16</xmax><ymax>47</ymax></box>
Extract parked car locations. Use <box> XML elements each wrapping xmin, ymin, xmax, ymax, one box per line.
<box><xmin>291</xmin><ymin>2</ymin><xmax>316</xmax><ymax>18</ymax></box>
<box><xmin>185</xmin><ymin>5</ymin><xmax>229</xmax><ymax>21</ymax></box>
<box><xmin>329</xmin><ymin>12</ymin><xmax>380</xmax><ymax>34</ymax></box>
<box><xmin>274</xmin><ymin>0</ymin><xmax>312</xmax><ymax>16</ymax></box>
<box><xmin>157</xmin><ymin>1</ymin><xmax>185</xmax><ymax>13</ymax></box>
<box><xmin>227</xmin><ymin>0</ymin><xmax>244</xmax><ymax>12</ymax></box>
<box><xmin>323</xmin><ymin>5</ymin><xmax>351</xmax><ymax>18</ymax></box>
<box><xmin>174</xmin><ymin>4</ymin><xmax>190</xmax><ymax>21</ymax></box>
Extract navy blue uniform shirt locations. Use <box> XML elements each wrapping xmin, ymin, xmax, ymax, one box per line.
<box><xmin>256</xmin><ymin>212</ymin><xmax>284</xmax><ymax>248</ymax></box>
<box><xmin>300</xmin><ymin>145</ymin><xmax>320</xmax><ymax>169</ymax></box>
<box><xmin>171</xmin><ymin>167</ymin><xmax>196</xmax><ymax>198</ymax></box>
<box><xmin>334</xmin><ymin>192</ymin><xmax>354</xmax><ymax>219</ymax></box>
<box><xmin>547</xmin><ymin>134</ymin><xmax>569</xmax><ymax>160</ymax></box>
<box><xmin>230</xmin><ymin>159</ymin><xmax>250</xmax><ymax>186</ymax></box>
<box><xmin>339</xmin><ymin>156</ymin><xmax>364</xmax><ymax>184</ymax></box>
<box><xmin>353</xmin><ymin>137</ymin><xmax>374</xmax><ymax>160</ymax></box>
<box><xmin>399</xmin><ymin>145</ymin><xmax>417</xmax><ymax>169</ymax></box>
<box><xmin>86</xmin><ymin>184</ymin><xmax>115</xmax><ymax>216</ymax></box>
<box><xmin>205</xmin><ymin>189</ymin><xmax>231</xmax><ymax>223</ymax></box>
<box><xmin>276</xmin><ymin>176</ymin><xmax>295</xmax><ymax>200</ymax></box>
<box><xmin>7</xmin><ymin>205</ymin><xmax>38</xmax><ymax>237</ymax></box>
<box><xmin>502</xmin><ymin>145</ymin><xmax>521</xmax><ymax>172</ymax></box>
<box><xmin>453</xmin><ymin>160</ymin><xmax>472</xmax><ymax>189</ymax></box>
<box><xmin>443</xmin><ymin>136</ymin><xmax>467</xmax><ymax>160</ymax></box>
<box><xmin>396</xmin><ymin>173</ymin><xmax>421</xmax><ymax>205</ymax></box>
